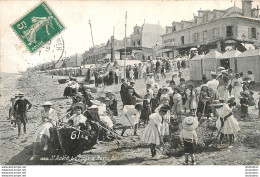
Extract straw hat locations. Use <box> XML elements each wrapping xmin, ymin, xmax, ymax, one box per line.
<box><xmin>186</xmin><ymin>83</ymin><xmax>196</xmax><ymax>88</ymax></box>
<box><xmin>182</xmin><ymin>116</ymin><xmax>199</xmax><ymax>131</ymax></box>
<box><xmin>209</xmin><ymin>100</ymin><xmax>223</xmax><ymax>107</ymax></box>
<box><xmin>210</xmin><ymin>71</ymin><xmax>217</xmax><ymax>76</ymax></box>
<box><xmin>88</xmin><ymin>105</ymin><xmax>99</xmax><ymax>109</ymax></box>
<box><xmin>159</xmin><ymin>105</ymin><xmax>171</xmax><ymax>112</ymax></box>
<box><xmin>218</xmin><ymin>67</ymin><xmax>225</xmax><ymax>71</ymax></box>
<box><xmin>18</xmin><ymin>93</ymin><xmax>24</xmax><ymax>96</ymax></box>
<box><xmin>42</xmin><ymin>101</ymin><xmax>52</xmax><ymax>106</ymax></box>
<box><xmin>221</xmin><ymin>70</ymin><xmax>228</xmax><ymax>75</ymax></box>
<box><xmin>200</xmin><ymin>84</ymin><xmax>208</xmax><ymax>90</ymax></box>
<box><xmin>240</xmin><ymin>91</ymin><xmax>249</xmax><ymax>97</ymax></box>
<box><xmin>161</xmin><ymin>86</ymin><xmax>169</xmax><ymax>92</ymax></box>
<box><xmin>173</xmin><ymin>86</ymin><xmax>183</xmax><ymax>93</ymax></box>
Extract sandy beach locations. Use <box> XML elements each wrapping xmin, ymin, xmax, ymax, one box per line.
<box><xmin>0</xmin><ymin>71</ymin><xmax>260</xmax><ymax>165</ymax></box>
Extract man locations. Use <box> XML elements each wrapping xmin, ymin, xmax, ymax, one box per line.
<box><xmin>114</xmin><ymin>67</ymin><xmax>120</xmax><ymax>84</ymax></box>
<box><xmin>129</xmin><ymin>80</ymin><xmax>142</xmax><ymax>99</ymax></box>
<box><xmin>78</xmin><ymin>81</ymin><xmax>88</xmax><ymax>102</ymax></box>
<box><xmin>14</xmin><ymin>93</ymin><xmax>32</xmax><ymax>136</ymax></box>
<box><xmin>207</xmin><ymin>71</ymin><xmax>219</xmax><ymax>92</ymax></box>
<box><xmin>9</xmin><ymin>94</ymin><xmax>19</xmax><ymax>127</ymax></box>
<box><xmin>120</xmin><ymin>79</ymin><xmax>129</xmax><ymax>108</ymax></box>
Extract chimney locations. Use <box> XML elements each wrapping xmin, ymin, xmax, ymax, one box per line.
<box><xmin>242</xmin><ymin>0</ymin><xmax>253</xmax><ymax>17</ymax></box>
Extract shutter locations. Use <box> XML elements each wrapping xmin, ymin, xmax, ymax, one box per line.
<box><xmin>256</xmin><ymin>28</ymin><xmax>259</xmax><ymax>39</ymax></box>
<box><xmin>234</xmin><ymin>26</ymin><xmax>238</xmax><ymax>38</ymax></box>
<box><xmin>248</xmin><ymin>27</ymin><xmax>252</xmax><ymax>39</ymax></box>
<box><xmin>222</xmin><ymin>27</ymin><xmax>226</xmax><ymax>37</ymax></box>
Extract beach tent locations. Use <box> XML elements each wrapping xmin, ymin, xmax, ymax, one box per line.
<box><xmin>236</xmin><ymin>49</ymin><xmax>260</xmax><ymax>82</ymax></box>
<box><xmin>217</xmin><ymin>50</ymin><xmax>241</xmax><ymax>72</ymax></box>
<box><xmin>189</xmin><ymin>54</ymin><xmax>205</xmax><ymax>80</ymax></box>
<box><xmin>202</xmin><ymin>50</ymin><xmax>222</xmax><ymax>80</ymax></box>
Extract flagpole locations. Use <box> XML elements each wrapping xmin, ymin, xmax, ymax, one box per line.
<box><xmin>124</xmin><ymin>11</ymin><xmax>127</xmax><ymax>80</ymax></box>
<box><xmin>113</xmin><ymin>26</ymin><xmax>115</xmax><ymax>62</ymax></box>
<box><xmin>89</xmin><ymin>20</ymin><xmax>97</xmax><ymax>70</ymax></box>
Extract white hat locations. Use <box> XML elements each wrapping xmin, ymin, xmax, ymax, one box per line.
<box><xmin>42</xmin><ymin>101</ymin><xmax>52</xmax><ymax>106</ymax></box>
<box><xmin>218</xmin><ymin>67</ymin><xmax>225</xmax><ymax>71</ymax></box>
<box><xmin>210</xmin><ymin>71</ymin><xmax>217</xmax><ymax>76</ymax></box>
<box><xmin>88</xmin><ymin>105</ymin><xmax>98</xmax><ymax>109</ymax></box>
<box><xmin>182</xmin><ymin>116</ymin><xmax>199</xmax><ymax>131</ymax></box>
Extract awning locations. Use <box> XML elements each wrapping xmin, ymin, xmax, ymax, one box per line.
<box><xmin>242</xmin><ymin>43</ymin><xmax>255</xmax><ymax>50</ymax></box>
<box><xmin>98</xmin><ymin>54</ymin><xmax>111</xmax><ymax>61</ymax></box>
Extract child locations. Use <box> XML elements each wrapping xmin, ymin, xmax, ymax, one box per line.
<box><xmin>180</xmin><ymin>116</ymin><xmax>198</xmax><ymax>165</ymax></box>
<box><xmin>240</xmin><ymin>91</ymin><xmax>249</xmax><ymax>120</ymax></box>
<box><xmin>184</xmin><ymin>83</ymin><xmax>198</xmax><ymax>116</ymax></box>
<box><xmin>140</xmin><ymin>99</ymin><xmax>152</xmax><ymax>125</ymax></box>
<box><xmin>173</xmin><ymin>86</ymin><xmax>184</xmax><ymax>119</ymax></box>
<box><xmin>141</xmin><ymin>105</ymin><xmax>171</xmax><ymax>157</ymax></box>
<box><xmin>227</xmin><ymin>95</ymin><xmax>236</xmax><ymax>110</ymax></box>
<box><xmin>248</xmin><ymin>91</ymin><xmax>255</xmax><ymax>106</ymax></box>
<box><xmin>108</xmin><ymin>93</ymin><xmax>118</xmax><ymax>116</ymax></box>
<box><xmin>210</xmin><ymin>100</ymin><xmax>240</xmax><ymax>148</ymax></box>
<box><xmin>150</xmin><ymin>92</ymin><xmax>159</xmax><ymax>113</ymax></box>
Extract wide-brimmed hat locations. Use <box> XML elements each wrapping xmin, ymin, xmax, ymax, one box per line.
<box><xmin>218</xmin><ymin>67</ymin><xmax>225</xmax><ymax>71</ymax></box>
<box><xmin>90</xmin><ymin>100</ymin><xmax>103</xmax><ymax>106</ymax></box>
<box><xmin>221</xmin><ymin>70</ymin><xmax>228</xmax><ymax>75</ymax></box>
<box><xmin>159</xmin><ymin>105</ymin><xmax>171</xmax><ymax>112</ymax></box>
<box><xmin>209</xmin><ymin>100</ymin><xmax>223</xmax><ymax>107</ymax></box>
<box><xmin>173</xmin><ymin>86</ymin><xmax>183</xmax><ymax>93</ymax></box>
<box><xmin>88</xmin><ymin>105</ymin><xmax>99</xmax><ymax>109</ymax></box>
<box><xmin>210</xmin><ymin>71</ymin><xmax>217</xmax><ymax>76</ymax></box>
<box><xmin>240</xmin><ymin>91</ymin><xmax>249</xmax><ymax>97</ymax></box>
<box><xmin>161</xmin><ymin>86</ymin><xmax>169</xmax><ymax>92</ymax></box>
<box><xmin>15</xmin><ymin>93</ymin><xmax>19</xmax><ymax>97</ymax></box>
<box><xmin>42</xmin><ymin>101</ymin><xmax>52</xmax><ymax>106</ymax></box>
<box><xmin>105</xmin><ymin>97</ymin><xmax>110</xmax><ymax>101</ymax></box>
<box><xmin>130</xmin><ymin>80</ymin><xmax>135</xmax><ymax>84</ymax></box>
<box><xmin>200</xmin><ymin>84</ymin><xmax>208</xmax><ymax>89</ymax></box>
<box><xmin>186</xmin><ymin>83</ymin><xmax>196</xmax><ymax>88</ymax></box>
<box><xmin>18</xmin><ymin>93</ymin><xmax>24</xmax><ymax>96</ymax></box>
<box><xmin>182</xmin><ymin>116</ymin><xmax>199</xmax><ymax>131</ymax></box>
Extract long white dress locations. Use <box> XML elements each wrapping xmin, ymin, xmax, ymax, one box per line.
<box><xmin>216</xmin><ymin>104</ymin><xmax>240</xmax><ymax>135</ymax></box>
<box><xmin>141</xmin><ymin>113</ymin><xmax>164</xmax><ymax>145</ymax></box>
<box><xmin>231</xmin><ymin>78</ymin><xmax>243</xmax><ymax>105</ymax></box>
<box><xmin>155</xmin><ymin>104</ymin><xmax>170</xmax><ymax>136</ymax></box>
<box><xmin>34</xmin><ymin>108</ymin><xmax>58</xmax><ymax>142</ymax></box>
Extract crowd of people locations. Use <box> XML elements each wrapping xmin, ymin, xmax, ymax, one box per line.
<box><xmin>8</xmin><ymin>64</ymin><xmax>259</xmax><ymax>165</ymax></box>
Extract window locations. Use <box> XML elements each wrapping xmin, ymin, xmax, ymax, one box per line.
<box><xmin>194</xmin><ymin>33</ymin><xmax>199</xmax><ymax>42</ymax></box>
<box><xmin>203</xmin><ymin>30</ymin><xmax>207</xmax><ymax>41</ymax></box>
<box><xmin>226</xmin><ymin>26</ymin><xmax>234</xmax><ymax>37</ymax></box>
<box><xmin>213</xmin><ymin>28</ymin><xmax>219</xmax><ymax>38</ymax></box>
<box><xmin>181</xmin><ymin>36</ymin><xmax>184</xmax><ymax>45</ymax></box>
<box><xmin>252</xmin><ymin>27</ymin><xmax>256</xmax><ymax>39</ymax></box>
<box><xmin>137</xmin><ymin>39</ymin><xmax>141</xmax><ymax>46</ymax></box>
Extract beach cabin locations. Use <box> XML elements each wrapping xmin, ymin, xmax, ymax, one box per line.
<box><xmin>189</xmin><ymin>55</ymin><xmax>204</xmax><ymax>80</ymax></box>
<box><xmin>236</xmin><ymin>49</ymin><xmax>260</xmax><ymax>82</ymax></box>
<box><xmin>217</xmin><ymin>50</ymin><xmax>241</xmax><ymax>72</ymax></box>
<box><xmin>202</xmin><ymin>50</ymin><xmax>222</xmax><ymax>80</ymax></box>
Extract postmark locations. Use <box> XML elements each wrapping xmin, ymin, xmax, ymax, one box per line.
<box><xmin>11</xmin><ymin>1</ymin><xmax>65</xmax><ymax>53</ymax></box>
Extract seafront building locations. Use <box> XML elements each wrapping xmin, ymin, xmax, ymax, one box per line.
<box><xmin>160</xmin><ymin>0</ymin><xmax>260</xmax><ymax>57</ymax></box>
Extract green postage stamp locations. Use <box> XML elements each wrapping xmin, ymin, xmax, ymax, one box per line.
<box><xmin>11</xmin><ymin>1</ymin><xmax>65</xmax><ymax>53</ymax></box>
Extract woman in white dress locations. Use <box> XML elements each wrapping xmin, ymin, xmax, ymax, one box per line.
<box><xmin>141</xmin><ymin>105</ymin><xmax>170</xmax><ymax>157</ymax></box>
<box><xmin>231</xmin><ymin>73</ymin><xmax>243</xmax><ymax>105</ymax></box>
<box><xmin>210</xmin><ymin>100</ymin><xmax>240</xmax><ymax>148</ymax></box>
<box><xmin>30</xmin><ymin>101</ymin><xmax>58</xmax><ymax>160</ymax></box>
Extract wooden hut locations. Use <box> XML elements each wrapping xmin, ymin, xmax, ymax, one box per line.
<box><xmin>217</xmin><ymin>50</ymin><xmax>241</xmax><ymax>72</ymax></box>
<box><xmin>202</xmin><ymin>50</ymin><xmax>222</xmax><ymax>80</ymax></box>
<box><xmin>189</xmin><ymin>54</ymin><xmax>204</xmax><ymax>80</ymax></box>
<box><xmin>236</xmin><ymin>49</ymin><xmax>260</xmax><ymax>82</ymax></box>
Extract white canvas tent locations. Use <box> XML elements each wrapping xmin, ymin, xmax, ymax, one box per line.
<box><xmin>202</xmin><ymin>50</ymin><xmax>222</xmax><ymax>80</ymax></box>
<box><xmin>217</xmin><ymin>50</ymin><xmax>241</xmax><ymax>72</ymax></box>
<box><xmin>189</xmin><ymin>55</ymin><xmax>205</xmax><ymax>80</ymax></box>
<box><xmin>236</xmin><ymin>49</ymin><xmax>260</xmax><ymax>82</ymax></box>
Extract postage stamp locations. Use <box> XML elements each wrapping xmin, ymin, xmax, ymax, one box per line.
<box><xmin>11</xmin><ymin>1</ymin><xmax>65</xmax><ymax>53</ymax></box>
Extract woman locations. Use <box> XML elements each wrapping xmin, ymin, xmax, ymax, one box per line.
<box><xmin>141</xmin><ymin>105</ymin><xmax>170</xmax><ymax>157</ymax></box>
<box><xmin>197</xmin><ymin>85</ymin><xmax>211</xmax><ymax>120</ymax></box>
<box><xmin>30</xmin><ymin>101</ymin><xmax>58</xmax><ymax>161</ymax></box>
<box><xmin>231</xmin><ymin>73</ymin><xmax>243</xmax><ymax>105</ymax></box>
<box><xmin>210</xmin><ymin>100</ymin><xmax>240</xmax><ymax>148</ymax></box>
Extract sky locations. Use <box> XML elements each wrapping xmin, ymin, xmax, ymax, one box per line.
<box><xmin>1</xmin><ymin>0</ymin><xmax>260</xmax><ymax>73</ymax></box>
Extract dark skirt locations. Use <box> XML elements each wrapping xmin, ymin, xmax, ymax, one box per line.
<box><xmin>197</xmin><ymin>100</ymin><xmax>211</xmax><ymax>115</ymax></box>
<box><xmin>64</xmin><ymin>87</ymin><xmax>72</xmax><ymax>97</ymax></box>
<box><xmin>184</xmin><ymin>141</ymin><xmax>195</xmax><ymax>154</ymax></box>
